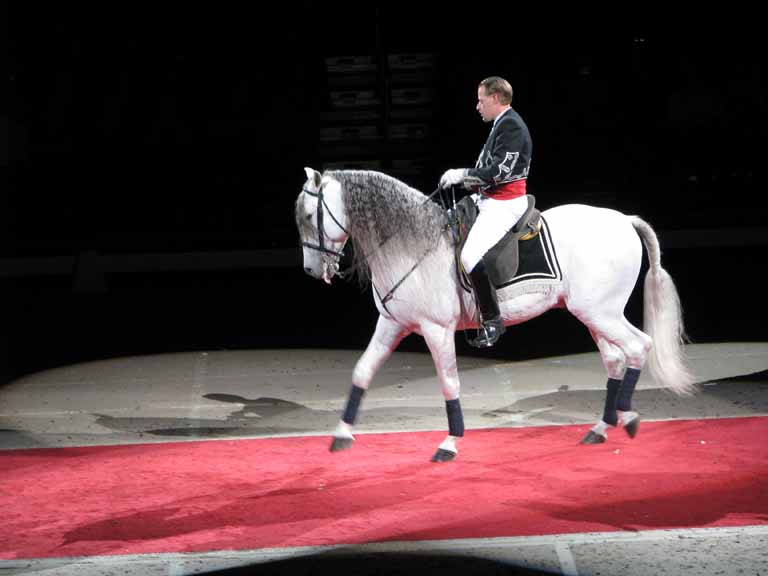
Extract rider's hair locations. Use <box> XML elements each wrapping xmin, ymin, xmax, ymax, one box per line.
<box><xmin>479</xmin><ymin>77</ymin><xmax>513</xmax><ymax>105</ymax></box>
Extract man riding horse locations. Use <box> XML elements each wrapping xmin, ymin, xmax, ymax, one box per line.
<box><xmin>440</xmin><ymin>76</ymin><xmax>533</xmax><ymax>348</ymax></box>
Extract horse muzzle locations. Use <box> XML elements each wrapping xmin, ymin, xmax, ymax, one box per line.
<box><xmin>322</xmin><ymin>259</ymin><xmax>340</xmax><ymax>284</ymax></box>
<box><xmin>303</xmin><ymin>261</ymin><xmax>338</xmax><ymax>285</ymax></box>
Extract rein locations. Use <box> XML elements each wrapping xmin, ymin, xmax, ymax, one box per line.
<box><xmin>369</xmin><ymin>186</ymin><xmax>452</xmax><ymax>316</ymax></box>
<box><xmin>341</xmin><ymin>186</ymin><xmax>444</xmax><ymax>278</ymax></box>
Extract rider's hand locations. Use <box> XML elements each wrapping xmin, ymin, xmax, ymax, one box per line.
<box><xmin>439</xmin><ymin>168</ymin><xmax>467</xmax><ymax>189</ymax></box>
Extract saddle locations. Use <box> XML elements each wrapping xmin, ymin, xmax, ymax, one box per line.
<box><xmin>452</xmin><ymin>194</ymin><xmax>541</xmax><ymax>290</ymax></box>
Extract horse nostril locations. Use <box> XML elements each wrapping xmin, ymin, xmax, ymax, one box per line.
<box><xmin>304</xmin><ymin>267</ymin><xmax>313</xmax><ymax>275</ymax></box>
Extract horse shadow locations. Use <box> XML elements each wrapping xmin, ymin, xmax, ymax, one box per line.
<box><xmin>90</xmin><ymin>394</ymin><xmax>336</xmax><ymax>439</ymax></box>
<box><xmin>202</xmin><ymin>393</ymin><xmax>309</xmax><ymax>420</ymax></box>
<box><xmin>90</xmin><ymin>391</ymin><xmax>447</xmax><ymax>440</ymax></box>
<box><xmin>484</xmin><ymin>369</ymin><xmax>768</xmax><ymax>424</ymax></box>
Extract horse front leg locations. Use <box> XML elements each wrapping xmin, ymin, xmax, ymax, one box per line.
<box><xmin>420</xmin><ymin>321</ymin><xmax>463</xmax><ymax>462</ymax></box>
<box><xmin>330</xmin><ymin>315</ymin><xmax>408</xmax><ymax>452</ymax></box>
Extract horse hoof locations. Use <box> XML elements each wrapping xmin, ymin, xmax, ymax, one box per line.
<box><xmin>624</xmin><ymin>416</ymin><xmax>640</xmax><ymax>438</ymax></box>
<box><xmin>431</xmin><ymin>448</ymin><xmax>457</xmax><ymax>462</ymax></box>
<box><xmin>329</xmin><ymin>437</ymin><xmax>353</xmax><ymax>452</ymax></box>
<box><xmin>580</xmin><ymin>430</ymin><xmax>606</xmax><ymax>445</ymax></box>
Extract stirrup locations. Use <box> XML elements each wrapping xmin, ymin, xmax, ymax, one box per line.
<box><xmin>470</xmin><ymin>319</ymin><xmax>505</xmax><ymax>348</ymax></box>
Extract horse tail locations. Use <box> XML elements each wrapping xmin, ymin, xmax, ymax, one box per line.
<box><xmin>631</xmin><ymin>216</ymin><xmax>696</xmax><ymax>395</ymax></box>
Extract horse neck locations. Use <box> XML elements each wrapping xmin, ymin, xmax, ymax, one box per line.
<box><xmin>334</xmin><ymin>169</ymin><xmax>448</xmax><ymax>285</ymax></box>
<box><xmin>367</xmin><ymin>231</ymin><xmax>458</xmax><ymax>307</ymax></box>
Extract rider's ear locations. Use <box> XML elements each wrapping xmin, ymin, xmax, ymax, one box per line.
<box><xmin>304</xmin><ymin>167</ymin><xmax>322</xmax><ymax>190</ymax></box>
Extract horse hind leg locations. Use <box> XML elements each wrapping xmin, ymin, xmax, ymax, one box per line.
<box><xmin>614</xmin><ymin>319</ymin><xmax>653</xmax><ymax>437</ymax></box>
<box><xmin>581</xmin><ymin>333</ymin><xmax>625</xmax><ymax>444</ymax></box>
<box><xmin>580</xmin><ymin>320</ymin><xmax>651</xmax><ymax>444</ymax></box>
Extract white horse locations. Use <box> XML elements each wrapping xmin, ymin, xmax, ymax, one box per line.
<box><xmin>296</xmin><ymin>168</ymin><xmax>694</xmax><ymax>462</ymax></box>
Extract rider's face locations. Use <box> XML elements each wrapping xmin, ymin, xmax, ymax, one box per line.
<box><xmin>476</xmin><ymin>86</ymin><xmax>500</xmax><ymax>123</ymax></box>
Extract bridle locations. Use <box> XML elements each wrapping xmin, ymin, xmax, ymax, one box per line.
<box><xmin>300</xmin><ymin>185</ymin><xmax>349</xmax><ymax>262</ymax></box>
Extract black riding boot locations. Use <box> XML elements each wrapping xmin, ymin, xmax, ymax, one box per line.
<box><xmin>468</xmin><ymin>260</ymin><xmax>505</xmax><ymax>348</ymax></box>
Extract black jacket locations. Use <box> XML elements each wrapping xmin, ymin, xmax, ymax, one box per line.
<box><xmin>465</xmin><ymin>108</ymin><xmax>532</xmax><ymax>194</ymax></box>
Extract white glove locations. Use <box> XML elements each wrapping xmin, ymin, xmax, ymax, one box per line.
<box><xmin>439</xmin><ymin>168</ymin><xmax>467</xmax><ymax>189</ymax></box>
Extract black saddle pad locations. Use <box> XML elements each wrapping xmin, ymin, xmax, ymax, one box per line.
<box><xmin>488</xmin><ymin>215</ymin><xmax>561</xmax><ymax>289</ymax></box>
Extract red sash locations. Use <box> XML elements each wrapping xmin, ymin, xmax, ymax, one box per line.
<box><xmin>482</xmin><ymin>179</ymin><xmax>526</xmax><ymax>200</ymax></box>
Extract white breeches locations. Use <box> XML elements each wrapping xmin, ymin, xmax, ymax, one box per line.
<box><xmin>460</xmin><ymin>194</ymin><xmax>530</xmax><ymax>273</ymax></box>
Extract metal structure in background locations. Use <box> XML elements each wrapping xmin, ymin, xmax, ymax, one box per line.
<box><xmin>320</xmin><ymin>50</ymin><xmax>435</xmax><ymax>191</ymax></box>
<box><xmin>2</xmin><ymin>228</ymin><xmax>766</xmax><ymax>285</ymax></box>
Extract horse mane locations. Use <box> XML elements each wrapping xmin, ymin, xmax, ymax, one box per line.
<box><xmin>326</xmin><ymin>170</ymin><xmax>447</xmax><ymax>288</ymax></box>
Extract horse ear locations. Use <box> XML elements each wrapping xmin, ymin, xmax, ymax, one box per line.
<box><xmin>304</xmin><ymin>167</ymin><xmax>322</xmax><ymax>190</ymax></box>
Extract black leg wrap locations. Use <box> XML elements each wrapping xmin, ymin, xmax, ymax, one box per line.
<box><xmin>617</xmin><ymin>368</ymin><xmax>641</xmax><ymax>412</ymax></box>
<box><xmin>342</xmin><ymin>385</ymin><xmax>366</xmax><ymax>425</ymax></box>
<box><xmin>446</xmin><ymin>398</ymin><xmax>465</xmax><ymax>437</ymax></box>
<box><xmin>602</xmin><ymin>378</ymin><xmax>621</xmax><ymax>426</ymax></box>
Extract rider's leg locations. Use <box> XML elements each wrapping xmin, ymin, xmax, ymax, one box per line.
<box><xmin>467</xmin><ymin>259</ymin><xmax>505</xmax><ymax>347</ymax></box>
<box><xmin>460</xmin><ymin>194</ymin><xmax>528</xmax><ymax>348</ymax></box>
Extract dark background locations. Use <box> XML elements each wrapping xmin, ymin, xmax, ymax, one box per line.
<box><xmin>3</xmin><ymin>5</ymin><xmax>764</xmax><ymax>382</ymax></box>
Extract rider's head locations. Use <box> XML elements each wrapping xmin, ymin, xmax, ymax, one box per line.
<box><xmin>477</xmin><ymin>77</ymin><xmax>513</xmax><ymax>123</ymax></box>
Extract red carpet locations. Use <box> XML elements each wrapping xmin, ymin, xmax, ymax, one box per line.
<box><xmin>2</xmin><ymin>417</ymin><xmax>767</xmax><ymax>560</ymax></box>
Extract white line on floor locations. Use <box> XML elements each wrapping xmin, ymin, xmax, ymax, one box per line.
<box><xmin>3</xmin><ymin>525</ymin><xmax>767</xmax><ymax>569</ymax></box>
<box><xmin>555</xmin><ymin>541</ymin><xmax>579</xmax><ymax>575</ymax></box>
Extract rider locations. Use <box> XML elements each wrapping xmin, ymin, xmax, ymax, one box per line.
<box><xmin>439</xmin><ymin>76</ymin><xmax>533</xmax><ymax>348</ymax></box>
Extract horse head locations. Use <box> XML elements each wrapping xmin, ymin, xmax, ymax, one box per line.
<box><xmin>296</xmin><ymin>167</ymin><xmax>350</xmax><ymax>284</ymax></box>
